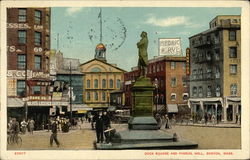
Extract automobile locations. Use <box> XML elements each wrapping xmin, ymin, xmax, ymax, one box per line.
<box><xmin>113</xmin><ymin>109</ymin><xmax>131</xmax><ymax>123</ymax></box>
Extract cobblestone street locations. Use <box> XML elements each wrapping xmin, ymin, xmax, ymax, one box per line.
<box><xmin>7</xmin><ymin>122</ymin><xmax>241</xmax><ymax>150</ymax></box>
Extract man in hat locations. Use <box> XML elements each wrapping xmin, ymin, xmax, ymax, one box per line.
<box><xmin>50</xmin><ymin>117</ymin><xmax>60</xmax><ymax>147</ymax></box>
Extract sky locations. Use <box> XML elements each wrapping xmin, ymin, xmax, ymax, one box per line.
<box><xmin>51</xmin><ymin>7</ymin><xmax>241</xmax><ymax>71</ymax></box>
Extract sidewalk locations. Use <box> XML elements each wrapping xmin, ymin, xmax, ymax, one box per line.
<box><xmin>174</xmin><ymin>122</ymin><xmax>241</xmax><ymax>128</ymax></box>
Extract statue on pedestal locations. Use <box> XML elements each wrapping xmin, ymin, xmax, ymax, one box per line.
<box><xmin>137</xmin><ymin>31</ymin><xmax>148</xmax><ymax>77</ymax></box>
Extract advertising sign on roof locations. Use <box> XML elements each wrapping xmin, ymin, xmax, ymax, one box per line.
<box><xmin>159</xmin><ymin>38</ymin><xmax>182</xmax><ymax>56</ymax></box>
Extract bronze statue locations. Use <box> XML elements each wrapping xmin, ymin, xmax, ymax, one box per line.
<box><xmin>137</xmin><ymin>31</ymin><xmax>148</xmax><ymax>77</ymax></box>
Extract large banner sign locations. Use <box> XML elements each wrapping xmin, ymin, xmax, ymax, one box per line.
<box><xmin>159</xmin><ymin>38</ymin><xmax>182</xmax><ymax>56</ymax></box>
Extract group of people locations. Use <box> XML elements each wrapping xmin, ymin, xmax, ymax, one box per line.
<box><xmin>8</xmin><ymin>117</ymin><xmax>35</xmax><ymax>135</ymax></box>
<box><xmin>155</xmin><ymin>113</ymin><xmax>172</xmax><ymax>129</ymax></box>
<box><xmin>91</xmin><ymin>111</ymin><xmax>111</xmax><ymax>144</ymax></box>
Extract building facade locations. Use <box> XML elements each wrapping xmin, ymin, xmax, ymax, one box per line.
<box><xmin>80</xmin><ymin>44</ymin><xmax>126</xmax><ymax>110</ymax></box>
<box><xmin>124</xmin><ymin>55</ymin><xmax>190</xmax><ymax>116</ymax></box>
<box><xmin>188</xmin><ymin>15</ymin><xmax>241</xmax><ymax>123</ymax></box>
<box><xmin>7</xmin><ymin>8</ymin><xmax>51</xmax><ymax>129</ymax></box>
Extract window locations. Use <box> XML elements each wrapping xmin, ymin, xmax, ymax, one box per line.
<box><xmin>182</xmin><ymin>76</ymin><xmax>187</xmax><ymax>87</ymax></box>
<box><xmin>215</xmin><ymin>49</ymin><xmax>220</xmax><ymax>60</ymax></box>
<box><xmin>86</xmin><ymin>92</ymin><xmax>90</xmax><ymax>101</ymax></box>
<box><xmin>171</xmin><ymin>77</ymin><xmax>177</xmax><ymax>87</ymax></box>
<box><xmin>87</xmin><ymin>80</ymin><xmax>90</xmax><ymax>88</ymax></box>
<box><xmin>207</xmin><ymin>68</ymin><xmax>212</xmax><ymax>78</ymax></box>
<box><xmin>216</xmin><ymin>85</ymin><xmax>221</xmax><ymax>97</ymax></box>
<box><xmin>116</xmin><ymin>79</ymin><xmax>121</xmax><ymax>89</ymax></box>
<box><xmin>193</xmin><ymin>69</ymin><xmax>197</xmax><ymax>80</ymax></box>
<box><xmin>192</xmin><ymin>87</ymin><xmax>197</xmax><ymax>97</ymax></box>
<box><xmin>230</xmin><ymin>84</ymin><xmax>237</xmax><ymax>96</ymax></box>
<box><xmin>17</xmin><ymin>80</ymin><xmax>25</xmax><ymax>96</ymax></box>
<box><xmin>45</xmin><ymin>57</ymin><xmax>49</xmax><ymax>71</ymax></box>
<box><xmin>198</xmin><ymin>69</ymin><xmax>203</xmax><ymax>79</ymax></box>
<box><xmin>35</xmin><ymin>32</ymin><xmax>42</xmax><ymax>46</ymax></box>
<box><xmin>229</xmin><ymin>30</ymin><xmax>236</xmax><ymax>41</ymax></box>
<box><xmin>18</xmin><ymin>30</ymin><xmax>26</xmax><ymax>44</ymax></box>
<box><xmin>230</xmin><ymin>64</ymin><xmax>237</xmax><ymax>74</ymax></box>
<box><xmin>198</xmin><ymin>86</ymin><xmax>203</xmax><ymax>97</ymax></box>
<box><xmin>170</xmin><ymin>62</ymin><xmax>176</xmax><ymax>69</ymax></box>
<box><xmin>229</xmin><ymin>47</ymin><xmax>237</xmax><ymax>58</ymax></box>
<box><xmin>109</xmin><ymin>79</ymin><xmax>114</xmax><ymax>88</ymax></box>
<box><xmin>17</xmin><ymin>54</ymin><xmax>26</xmax><ymax>69</ymax></box>
<box><xmin>94</xmin><ymin>92</ymin><xmax>98</xmax><ymax>101</ymax></box>
<box><xmin>152</xmin><ymin>65</ymin><xmax>156</xmax><ymax>73</ymax></box>
<box><xmin>215</xmin><ymin>66</ymin><xmax>220</xmax><ymax>78</ymax></box>
<box><xmin>94</xmin><ymin>79</ymin><xmax>98</xmax><ymax>88</ymax></box>
<box><xmin>102</xmin><ymin>79</ymin><xmax>106</xmax><ymax>88</ymax></box>
<box><xmin>46</xmin><ymin>35</ymin><xmax>50</xmax><ymax>48</ymax></box>
<box><xmin>171</xmin><ymin>93</ymin><xmax>176</xmax><ymax>101</ymax></box>
<box><xmin>33</xmin><ymin>86</ymin><xmax>41</xmax><ymax>95</ymax></box>
<box><xmin>206</xmin><ymin>51</ymin><xmax>211</xmax><ymax>60</ymax></box>
<box><xmin>18</xmin><ymin>9</ymin><xmax>26</xmax><ymax>22</ymax></box>
<box><xmin>102</xmin><ymin>92</ymin><xmax>106</xmax><ymax>101</ymax></box>
<box><xmin>46</xmin><ymin>14</ymin><xmax>50</xmax><ymax>26</ymax></box>
<box><xmin>35</xmin><ymin>10</ymin><xmax>42</xmax><ymax>24</ymax></box>
<box><xmin>183</xmin><ymin>93</ymin><xmax>189</xmax><ymax>101</ymax></box>
<box><xmin>35</xmin><ymin>55</ymin><xmax>42</xmax><ymax>70</ymax></box>
<box><xmin>207</xmin><ymin>86</ymin><xmax>212</xmax><ymax>97</ymax></box>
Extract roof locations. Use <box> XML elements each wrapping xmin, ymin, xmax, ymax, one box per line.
<box><xmin>80</xmin><ymin>58</ymin><xmax>127</xmax><ymax>72</ymax></box>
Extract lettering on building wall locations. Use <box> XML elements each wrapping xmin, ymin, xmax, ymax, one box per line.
<box><xmin>34</xmin><ymin>47</ymin><xmax>43</xmax><ymax>53</ymax></box>
<box><xmin>7</xmin><ymin>23</ymin><xmax>43</xmax><ymax>30</ymax></box>
<box><xmin>159</xmin><ymin>38</ymin><xmax>182</xmax><ymax>56</ymax></box>
<box><xmin>7</xmin><ymin>70</ymin><xmax>50</xmax><ymax>79</ymax></box>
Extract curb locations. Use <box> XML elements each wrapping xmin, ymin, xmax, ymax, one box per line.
<box><xmin>173</xmin><ymin>124</ymin><xmax>241</xmax><ymax>128</ymax></box>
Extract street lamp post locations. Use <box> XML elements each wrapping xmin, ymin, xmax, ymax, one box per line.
<box><xmin>69</xmin><ymin>61</ymin><xmax>72</xmax><ymax>124</ymax></box>
<box><xmin>154</xmin><ymin>78</ymin><xmax>159</xmax><ymax>113</ymax></box>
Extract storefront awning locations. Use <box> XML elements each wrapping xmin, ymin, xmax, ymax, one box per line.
<box><xmin>70</xmin><ymin>104</ymin><xmax>92</xmax><ymax>111</ymax></box>
<box><xmin>227</xmin><ymin>97</ymin><xmax>241</xmax><ymax>102</ymax></box>
<box><xmin>7</xmin><ymin>98</ymin><xmax>24</xmax><ymax>107</ymax></box>
<box><xmin>167</xmin><ymin>104</ymin><xmax>178</xmax><ymax>113</ymax></box>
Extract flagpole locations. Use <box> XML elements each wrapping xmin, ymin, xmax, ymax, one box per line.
<box><xmin>99</xmin><ymin>8</ymin><xmax>102</xmax><ymax>43</ymax></box>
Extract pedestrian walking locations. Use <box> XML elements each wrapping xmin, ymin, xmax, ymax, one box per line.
<box><xmin>20</xmin><ymin>119</ymin><xmax>28</xmax><ymax>134</ymax></box>
<box><xmin>204</xmin><ymin>113</ymin><xmax>208</xmax><ymax>125</ymax></box>
<box><xmin>28</xmin><ymin>118</ymin><xmax>35</xmax><ymax>134</ymax></box>
<box><xmin>10</xmin><ymin>118</ymin><xmax>20</xmax><ymax>142</ymax></box>
<box><xmin>102</xmin><ymin>112</ymin><xmax>111</xmax><ymax>143</ymax></box>
<box><xmin>95</xmin><ymin>112</ymin><xmax>104</xmax><ymax>143</ymax></box>
<box><xmin>50</xmin><ymin>118</ymin><xmax>60</xmax><ymax>147</ymax></box>
<box><xmin>165</xmin><ymin>114</ymin><xmax>171</xmax><ymax>129</ymax></box>
<box><xmin>155</xmin><ymin>113</ymin><xmax>162</xmax><ymax>129</ymax></box>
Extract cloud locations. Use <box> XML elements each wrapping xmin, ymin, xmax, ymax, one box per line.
<box><xmin>65</xmin><ymin>7</ymin><xmax>83</xmax><ymax>16</ymax></box>
<box><xmin>145</xmin><ymin>15</ymin><xmax>193</xmax><ymax>28</ymax></box>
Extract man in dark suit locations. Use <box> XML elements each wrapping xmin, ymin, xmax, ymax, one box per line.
<box><xmin>102</xmin><ymin>111</ymin><xmax>111</xmax><ymax>143</ymax></box>
<box><xmin>95</xmin><ymin>112</ymin><xmax>104</xmax><ymax>143</ymax></box>
<box><xmin>50</xmin><ymin>117</ymin><xmax>60</xmax><ymax>147</ymax></box>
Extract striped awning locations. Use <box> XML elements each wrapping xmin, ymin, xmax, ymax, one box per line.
<box><xmin>7</xmin><ymin>98</ymin><xmax>24</xmax><ymax>107</ymax></box>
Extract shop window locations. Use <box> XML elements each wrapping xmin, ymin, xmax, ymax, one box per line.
<box><xmin>18</xmin><ymin>30</ymin><xmax>26</xmax><ymax>44</ymax></box>
<box><xmin>17</xmin><ymin>54</ymin><xmax>26</xmax><ymax>69</ymax></box>
<box><xmin>18</xmin><ymin>9</ymin><xmax>27</xmax><ymax>22</ymax></box>
<box><xmin>17</xmin><ymin>80</ymin><xmax>25</xmax><ymax>96</ymax></box>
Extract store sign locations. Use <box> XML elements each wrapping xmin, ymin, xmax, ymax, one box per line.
<box><xmin>52</xmin><ymin>92</ymin><xmax>62</xmax><ymax>101</ymax></box>
<box><xmin>28</xmin><ymin>95</ymin><xmax>51</xmax><ymax>101</ymax></box>
<box><xmin>186</xmin><ymin>48</ymin><xmax>190</xmax><ymax>75</ymax></box>
<box><xmin>7</xmin><ymin>70</ymin><xmax>50</xmax><ymax>79</ymax></box>
<box><xmin>7</xmin><ymin>79</ymin><xmax>17</xmax><ymax>96</ymax></box>
<box><xmin>7</xmin><ymin>23</ymin><xmax>43</xmax><ymax>30</ymax></box>
<box><xmin>159</xmin><ymin>38</ymin><xmax>182</xmax><ymax>56</ymax></box>
<box><xmin>27</xmin><ymin>101</ymin><xmax>68</xmax><ymax>106</ymax></box>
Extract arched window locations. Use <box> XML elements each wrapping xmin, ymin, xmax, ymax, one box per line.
<box><xmin>102</xmin><ymin>79</ymin><xmax>106</xmax><ymax>88</ymax></box>
<box><xmin>94</xmin><ymin>92</ymin><xmax>98</xmax><ymax>101</ymax></box>
<box><xmin>91</xmin><ymin>67</ymin><xmax>101</xmax><ymax>72</ymax></box>
<box><xmin>109</xmin><ymin>79</ymin><xmax>113</xmax><ymax>88</ymax></box>
<box><xmin>86</xmin><ymin>92</ymin><xmax>90</xmax><ymax>101</ymax></box>
<box><xmin>87</xmin><ymin>80</ymin><xmax>90</xmax><ymax>88</ymax></box>
<box><xmin>94</xmin><ymin>79</ymin><xmax>98</xmax><ymax>88</ymax></box>
<box><xmin>102</xmin><ymin>92</ymin><xmax>106</xmax><ymax>101</ymax></box>
<box><xmin>116</xmin><ymin>79</ymin><xmax>121</xmax><ymax>89</ymax></box>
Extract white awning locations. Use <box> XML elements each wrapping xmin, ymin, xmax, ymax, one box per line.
<box><xmin>7</xmin><ymin>98</ymin><xmax>24</xmax><ymax>107</ymax></box>
<box><xmin>227</xmin><ymin>97</ymin><xmax>241</xmax><ymax>102</ymax></box>
<box><xmin>167</xmin><ymin>104</ymin><xmax>178</xmax><ymax>113</ymax></box>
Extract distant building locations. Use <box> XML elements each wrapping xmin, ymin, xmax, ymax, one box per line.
<box><xmin>7</xmin><ymin>8</ymin><xmax>51</xmax><ymax>129</ymax></box>
<box><xmin>124</xmin><ymin>54</ymin><xmax>190</xmax><ymax>116</ymax></box>
<box><xmin>188</xmin><ymin>15</ymin><xmax>241</xmax><ymax>123</ymax></box>
<box><xmin>80</xmin><ymin>43</ymin><xmax>126</xmax><ymax>110</ymax></box>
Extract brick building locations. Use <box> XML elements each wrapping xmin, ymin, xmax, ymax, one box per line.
<box><xmin>7</xmin><ymin>8</ymin><xmax>52</xmax><ymax>129</ymax></box>
<box><xmin>124</xmin><ymin>54</ymin><xmax>190</xmax><ymax>116</ymax></box>
<box><xmin>188</xmin><ymin>15</ymin><xmax>241</xmax><ymax>123</ymax></box>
